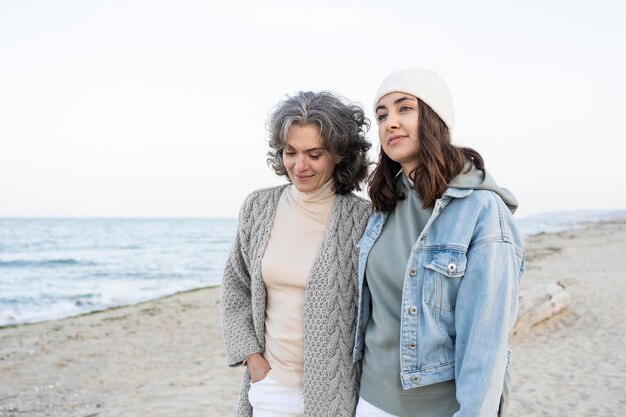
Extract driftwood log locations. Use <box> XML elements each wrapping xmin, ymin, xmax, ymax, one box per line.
<box><xmin>512</xmin><ymin>280</ymin><xmax>571</xmax><ymax>334</ymax></box>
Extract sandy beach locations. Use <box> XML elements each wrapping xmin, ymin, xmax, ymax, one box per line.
<box><xmin>1</xmin><ymin>221</ymin><xmax>625</xmax><ymax>417</ymax></box>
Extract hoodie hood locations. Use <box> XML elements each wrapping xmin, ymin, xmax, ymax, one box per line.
<box><xmin>448</xmin><ymin>161</ymin><xmax>519</xmax><ymax>214</ymax></box>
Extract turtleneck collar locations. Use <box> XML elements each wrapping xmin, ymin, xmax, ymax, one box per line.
<box><xmin>287</xmin><ymin>178</ymin><xmax>336</xmax><ymax>204</ymax></box>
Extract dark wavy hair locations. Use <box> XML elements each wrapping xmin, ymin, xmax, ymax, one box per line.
<box><xmin>369</xmin><ymin>98</ymin><xmax>483</xmax><ymax>211</ymax></box>
<box><xmin>266</xmin><ymin>91</ymin><xmax>371</xmax><ymax>195</ymax></box>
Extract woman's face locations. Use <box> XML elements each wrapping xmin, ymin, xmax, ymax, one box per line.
<box><xmin>375</xmin><ymin>92</ymin><xmax>420</xmax><ymax>175</ymax></box>
<box><xmin>283</xmin><ymin>124</ymin><xmax>337</xmax><ymax>193</ymax></box>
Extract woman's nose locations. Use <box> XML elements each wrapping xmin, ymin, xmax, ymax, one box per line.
<box><xmin>386</xmin><ymin>112</ymin><xmax>399</xmax><ymax>130</ymax></box>
<box><xmin>294</xmin><ymin>154</ymin><xmax>307</xmax><ymax>172</ymax></box>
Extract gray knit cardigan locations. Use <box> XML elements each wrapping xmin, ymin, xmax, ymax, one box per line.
<box><xmin>220</xmin><ymin>184</ymin><xmax>371</xmax><ymax>416</ymax></box>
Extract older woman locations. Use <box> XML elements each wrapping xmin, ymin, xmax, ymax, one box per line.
<box><xmin>221</xmin><ymin>91</ymin><xmax>372</xmax><ymax>416</ymax></box>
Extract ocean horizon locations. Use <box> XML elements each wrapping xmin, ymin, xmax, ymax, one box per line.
<box><xmin>1</xmin><ymin>209</ymin><xmax>625</xmax><ymax>327</ymax></box>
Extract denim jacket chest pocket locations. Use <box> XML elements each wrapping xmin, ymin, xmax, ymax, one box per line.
<box><xmin>423</xmin><ymin>250</ymin><xmax>467</xmax><ymax>312</ymax></box>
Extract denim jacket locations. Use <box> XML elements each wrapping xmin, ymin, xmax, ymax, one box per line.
<box><xmin>353</xmin><ymin>187</ymin><xmax>525</xmax><ymax>417</ymax></box>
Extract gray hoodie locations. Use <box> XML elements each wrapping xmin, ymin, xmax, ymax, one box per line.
<box><xmin>448</xmin><ymin>162</ymin><xmax>519</xmax><ymax>213</ymax></box>
<box><xmin>360</xmin><ymin>164</ymin><xmax>518</xmax><ymax>416</ymax></box>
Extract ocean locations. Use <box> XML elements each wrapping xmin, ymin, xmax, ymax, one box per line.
<box><xmin>1</xmin><ymin>210</ymin><xmax>624</xmax><ymax>327</ymax></box>
<box><xmin>0</xmin><ymin>218</ymin><xmax>236</xmax><ymax>327</ymax></box>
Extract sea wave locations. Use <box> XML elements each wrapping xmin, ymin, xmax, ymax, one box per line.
<box><xmin>0</xmin><ymin>258</ymin><xmax>96</xmax><ymax>268</ymax></box>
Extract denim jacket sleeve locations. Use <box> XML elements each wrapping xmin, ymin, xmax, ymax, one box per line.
<box><xmin>452</xmin><ymin>214</ymin><xmax>523</xmax><ymax>416</ymax></box>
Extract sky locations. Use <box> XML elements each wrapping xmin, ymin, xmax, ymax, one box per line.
<box><xmin>1</xmin><ymin>0</ymin><xmax>624</xmax><ymax>219</ymax></box>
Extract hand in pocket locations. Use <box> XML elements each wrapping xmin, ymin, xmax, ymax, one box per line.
<box><xmin>247</xmin><ymin>353</ymin><xmax>271</xmax><ymax>383</ymax></box>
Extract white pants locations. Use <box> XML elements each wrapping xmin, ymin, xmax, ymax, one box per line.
<box><xmin>248</xmin><ymin>375</ymin><xmax>304</xmax><ymax>417</ymax></box>
<box><xmin>356</xmin><ymin>397</ymin><xmax>400</xmax><ymax>417</ymax></box>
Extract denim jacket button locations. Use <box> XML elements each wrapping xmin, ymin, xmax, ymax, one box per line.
<box><xmin>409</xmin><ymin>342</ymin><xmax>416</xmax><ymax>349</ymax></box>
<box><xmin>447</xmin><ymin>263</ymin><xmax>456</xmax><ymax>273</ymax></box>
<box><xmin>409</xmin><ymin>268</ymin><xmax>417</xmax><ymax>276</ymax></box>
<box><xmin>411</xmin><ymin>375</ymin><xmax>420</xmax><ymax>383</ymax></box>
<box><xmin>409</xmin><ymin>306</ymin><xmax>418</xmax><ymax>315</ymax></box>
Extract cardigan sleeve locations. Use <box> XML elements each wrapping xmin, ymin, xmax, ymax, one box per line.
<box><xmin>220</xmin><ymin>193</ymin><xmax>263</xmax><ymax>367</ymax></box>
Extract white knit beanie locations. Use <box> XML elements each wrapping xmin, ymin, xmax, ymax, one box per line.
<box><xmin>373</xmin><ymin>68</ymin><xmax>455</xmax><ymax>133</ymax></box>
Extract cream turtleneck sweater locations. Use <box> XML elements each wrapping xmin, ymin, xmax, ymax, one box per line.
<box><xmin>261</xmin><ymin>179</ymin><xmax>336</xmax><ymax>387</ymax></box>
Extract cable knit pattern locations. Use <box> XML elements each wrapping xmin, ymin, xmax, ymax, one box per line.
<box><xmin>221</xmin><ymin>184</ymin><xmax>371</xmax><ymax>416</ymax></box>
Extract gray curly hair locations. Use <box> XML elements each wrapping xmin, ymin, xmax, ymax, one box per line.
<box><xmin>266</xmin><ymin>91</ymin><xmax>371</xmax><ymax>194</ymax></box>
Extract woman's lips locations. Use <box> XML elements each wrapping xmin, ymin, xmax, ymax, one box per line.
<box><xmin>388</xmin><ymin>135</ymin><xmax>407</xmax><ymax>145</ymax></box>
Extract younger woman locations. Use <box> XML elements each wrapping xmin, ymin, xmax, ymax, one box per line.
<box><xmin>353</xmin><ymin>69</ymin><xmax>524</xmax><ymax>417</ymax></box>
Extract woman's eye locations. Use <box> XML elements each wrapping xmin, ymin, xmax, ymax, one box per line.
<box><xmin>309</xmin><ymin>154</ymin><xmax>321</xmax><ymax>160</ymax></box>
<box><xmin>377</xmin><ymin>114</ymin><xmax>387</xmax><ymax>122</ymax></box>
<box><xmin>284</xmin><ymin>151</ymin><xmax>295</xmax><ymax>156</ymax></box>
<box><xmin>400</xmin><ymin>106</ymin><xmax>412</xmax><ymax>112</ymax></box>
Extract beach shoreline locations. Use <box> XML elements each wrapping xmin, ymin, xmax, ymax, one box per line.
<box><xmin>2</xmin><ymin>220</ymin><xmax>625</xmax><ymax>416</ymax></box>
<box><xmin>0</xmin><ymin>285</ymin><xmax>223</xmax><ymax>331</ymax></box>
